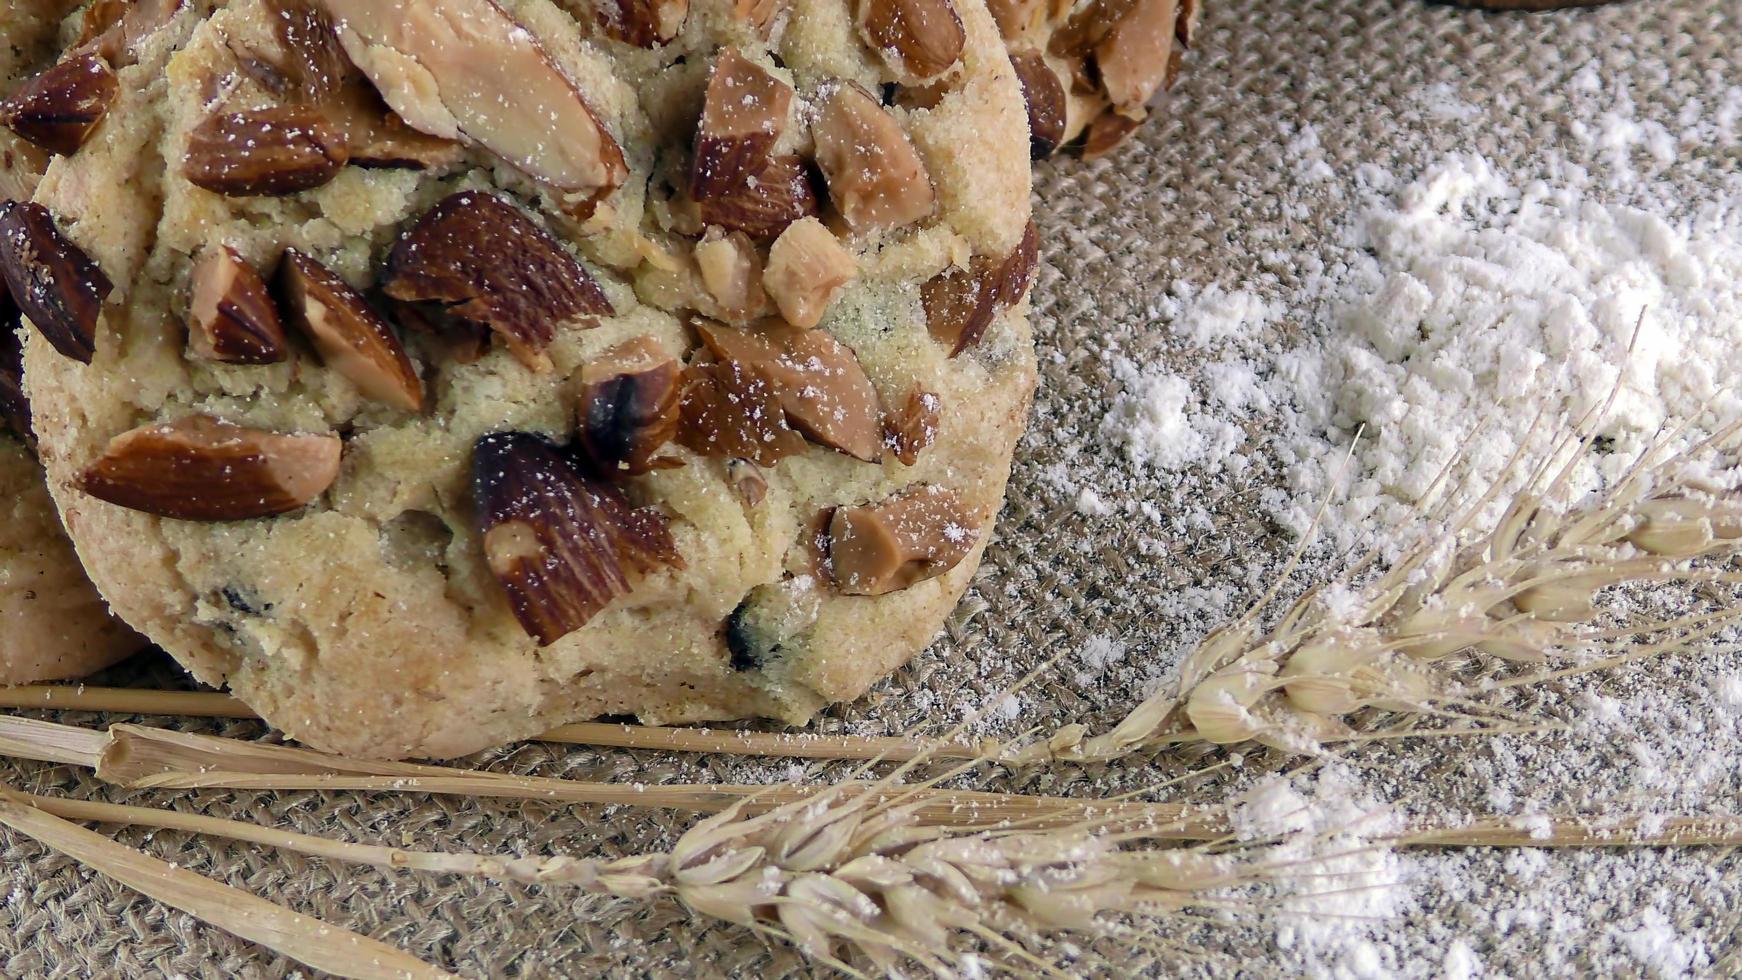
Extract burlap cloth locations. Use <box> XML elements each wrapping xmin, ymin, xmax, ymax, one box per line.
<box><xmin>6</xmin><ymin>0</ymin><xmax>1742</xmax><ymax>975</ymax></box>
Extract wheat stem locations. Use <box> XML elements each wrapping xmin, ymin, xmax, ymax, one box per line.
<box><xmin>0</xmin><ymin>785</ymin><xmax>453</xmax><ymax>979</ymax></box>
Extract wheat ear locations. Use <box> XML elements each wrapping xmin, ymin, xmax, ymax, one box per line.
<box><xmin>1018</xmin><ymin>407</ymin><xmax>1742</xmax><ymax>763</ymax></box>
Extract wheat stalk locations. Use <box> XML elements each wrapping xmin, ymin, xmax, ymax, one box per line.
<box><xmin>0</xmin><ymin>784</ymin><xmax>453</xmax><ymax>979</ymax></box>
<box><xmin>1010</xmin><ymin>403</ymin><xmax>1742</xmax><ymax>763</ymax></box>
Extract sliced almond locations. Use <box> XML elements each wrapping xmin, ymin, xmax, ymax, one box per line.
<box><xmin>188</xmin><ymin>246</ymin><xmax>289</xmax><ymax>364</ymax></box>
<box><xmin>854</xmin><ymin>0</ymin><xmax>965</xmax><ymax>85</ymax></box>
<box><xmin>0</xmin><ymin>201</ymin><xmax>112</xmax><ymax>364</ymax></box>
<box><xmin>762</xmin><ymin>216</ymin><xmax>856</xmax><ymax>329</ymax></box>
<box><xmin>0</xmin><ymin>55</ymin><xmax>119</xmax><ymax>157</ymax></box>
<box><xmin>0</xmin><ymin>297</ymin><xmax>29</xmax><ymax>445</ymax></box>
<box><xmin>693</xmin><ymin>228</ymin><xmax>767</xmax><ymax>321</ymax></box>
<box><xmin>1010</xmin><ymin>51</ymin><xmax>1066</xmax><ymax>159</ymax></box>
<box><xmin>474</xmin><ymin>430</ymin><xmax>683</xmax><ymax>645</ymax></box>
<box><xmin>922</xmin><ymin>219</ymin><xmax>1037</xmax><ymax>356</ymax></box>
<box><xmin>677</xmin><ymin>356</ymin><xmax>808</xmax><ymax>467</ymax></box>
<box><xmin>691</xmin><ymin>49</ymin><xmax>793</xmax><ymax>203</ymax></box>
<box><xmin>277</xmin><ymin>248</ymin><xmax>424</xmax><ymax>411</ymax></box>
<box><xmin>575</xmin><ymin>336</ymin><xmax>682</xmax><ymax>476</ymax></box>
<box><xmin>811</xmin><ymin>82</ymin><xmax>934</xmax><ymax>233</ymax></box>
<box><xmin>1095</xmin><ymin>0</ymin><xmax>1177</xmax><ymax>113</ymax></box>
<box><xmin>695</xmin><ymin>319</ymin><xmax>884</xmax><ymax>462</ymax></box>
<box><xmin>883</xmin><ymin>386</ymin><xmax>939</xmax><ymax>465</ymax></box>
<box><xmin>79</xmin><ymin>415</ymin><xmax>341</xmax><ymax>521</ymax></box>
<box><xmin>76</xmin><ymin>0</ymin><xmax>185</xmax><ymax>67</ymax></box>
<box><xmin>697</xmin><ymin>153</ymin><xmax>819</xmax><ymax>241</ymax></box>
<box><xmin>321</xmin><ymin>0</ymin><xmax>628</xmax><ymax>204</ymax></box>
<box><xmin>382</xmin><ymin>191</ymin><xmax>612</xmax><ymax>372</ymax></box>
<box><xmin>823</xmin><ymin>484</ymin><xmax>976</xmax><ymax>595</ymax></box>
<box><xmin>184</xmin><ymin>106</ymin><xmax>349</xmax><ymax>197</ymax></box>
<box><xmin>597</xmin><ymin>0</ymin><xmax>689</xmax><ymax>46</ymax></box>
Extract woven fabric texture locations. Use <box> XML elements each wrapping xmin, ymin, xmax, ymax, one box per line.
<box><xmin>4</xmin><ymin>0</ymin><xmax>1741</xmax><ymax>975</ymax></box>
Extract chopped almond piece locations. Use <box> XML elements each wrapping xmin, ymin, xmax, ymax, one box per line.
<box><xmin>597</xmin><ymin>0</ymin><xmax>689</xmax><ymax>47</ymax></box>
<box><xmin>188</xmin><ymin>246</ymin><xmax>289</xmax><ymax>364</ymax></box>
<box><xmin>76</xmin><ymin>0</ymin><xmax>184</xmax><ymax>66</ymax></box>
<box><xmin>811</xmin><ymin>82</ymin><xmax>934</xmax><ymax>233</ymax></box>
<box><xmin>698</xmin><ymin>153</ymin><xmax>818</xmax><ymax>241</ymax></box>
<box><xmin>691</xmin><ymin>49</ymin><xmax>793</xmax><ymax>202</ymax></box>
<box><xmin>1080</xmin><ymin>110</ymin><xmax>1141</xmax><ymax>158</ymax></box>
<box><xmin>576</xmin><ymin>336</ymin><xmax>682</xmax><ymax>475</ymax></box>
<box><xmin>823</xmin><ymin>484</ymin><xmax>977</xmax><ymax>594</ymax></box>
<box><xmin>733</xmin><ymin>0</ymin><xmax>786</xmax><ymax>32</ymax></box>
<box><xmin>726</xmin><ymin>458</ymin><xmax>768</xmax><ymax>508</ymax></box>
<box><xmin>694</xmin><ymin>320</ymin><xmax>883</xmax><ymax>461</ymax></box>
<box><xmin>693</xmin><ymin>229</ymin><xmax>767</xmax><ymax>321</ymax></box>
<box><xmin>923</xmin><ymin>220</ymin><xmax>1038</xmax><ymax>355</ymax></box>
<box><xmin>79</xmin><ymin>415</ymin><xmax>341</xmax><ymax>521</ymax></box>
<box><xmin>677</xmin><ymin>356</ymin><xmax>807</xmax><ymax>468</ymax></box>
<box><xmin>854</xmin><ymin>0</ymin><xmax>966</xmax><ymax>84</ymax></box>
<box><xmin>883</xmin><ymin>386</ymin><xmax>940</xmax><ymax>465</ymax></box>
<box><xmin>383</xmin><ymin>191</ymin><xmax>613</xmax><ymax>371</ymax></box>
<box><xmin>278</xmin><ymin>249</ymin><xmax>424</xmax><ymax>411</ymax></box>
<box><xmin>474</xmin><ymin>431</ymin><xmax>682</xmax><ymax>645</ymax></box>
<box><xmin>184</xmin><ymin>106</ymin><xmax>349</xmax><ymax>197</ymax></box>
<box><xmin>0</xmin><ymin>54</ymin><xmax>117</xmax><ymax>157</ymax></box>
<box><xmin>0</xmin><ymin>201</ymin><xmax>112</xmax><ymax>364</ymax></box>
<box><xmin>1010</xmin><ymin>51</ymin><xmax>1066</xmax><ymax>159</ymax></box>
<box><xmin>762</xmin><ymin>217</ymin><xmax>856</xmax><ymax>329</ymax></box>
<box><xmin>321</xmin><ymin>0</ymin><xmax>627</xmax><ymax>203</ymax></box>
<box><xmin>1094</xmin><ymin>0</ymin><xmax>1177</xmax><ymax>113</ymax></box>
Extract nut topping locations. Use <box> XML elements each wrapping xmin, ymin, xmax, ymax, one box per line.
<box><xmin>1094</xmin><ymin>0</ymin><xmax>1177</xmax><ymax>114</ymax></box>
<box><xmin>597</xmin><ymin>0</ymin><xmax>689</xmax><ymax>47</ymax></box>
<box><xmin>320</xmin><ymin>0</ymin><xmax>628</xmax><ymax>203</ymax></box>
<box><xmin>188</xmin><ymin>246</ymin><xmax>289</xmax><ymax>364</ymax></box>
<box><xmin>733</xmin><ymin>0</ymin><xmax>786</xmax><ymax>32</ymax></box>
<box><xmin>854</xmin><ymin>0</ymin><xmax>966</xmax><ymax>84</ymax></box>
<box><xmin>184</xmin><ymin>107</ymin><xmax>349</xmax><ymax>196</ymax></box>
<box><xmin>278</xmin><ymin>249</ymin><xmax>424</xmax><ymax>411</ymax></box>
<box><xmin>698</xmin><ymin>153</ymin><xmax>819</xmax><ymax>241</ymax></box>
<box><xmin>383</xmin><ymin>191</ymin><xmax>612</xmax><ymax>371</ymax></box>
<box><xmin>695</xmin><ymin>319</ymin><xmax>884</xmax><ymax>461</ymax></box>
<box><xmin>726</xmin><ymin>457</ymin><xmax>767</xmax><ymax>508</ymax></box>
<box><xmin>0</xmin><ymin>297</ymin><xmax>30</xmax><ymax>445</ymax></box>
<box><xmin>1080</xmin><ymin>110</ymin><xmax>1141</xmax><ymax>159</ymax></box>
<box><xmin>77</xmin><ymin>0</ymin><xmax>185</xmax><ymax>66</ymax></box>
<box><xmin>576</xmin><ymin>336</ymin><xmax>682</xmax><ymax>476</ymax></box>
<box><xmin>762</xmin><ymin>217</ymin><xmax>856</xmax><ymax>329</ymax></box>
<box><xmin>883</xmin><ymin>386</ymin><xmax>939</xmax><ymax>465</ymax></box>
<box><xmin>922</xmin><ymin>219</ymin><xmax>1037</xmax><ymax>356</ymax></box>
<box><xmin>823</xmin><ymin>484</ymin><xmax>977</xmax><ymax>595</ymax></box>
<box><xmin>691</xmin><ymin>49</ymin><xmax>793</xmax><ymax>203</ymax></box>
<box><xmin>677</xmin><ymin>357</ymin><xmax>807</xmax><ymax>467</ymax></box>
<box><xmin>79</xmin><ymin>415</ymin><xmax>341</xmax><ymax>521</ymax></box>
<box><xmin>245</xmin><ymin>0</ymin><xmax>463</xmax><ymax>170</ymax></box>
<box><xmin>811</xmin><ymin>83</ymin><xmax>935</xmax><ymax>233</ymax></box>
<box><xmin>0</xmin><ymin>201</ymin><xmax>112</xmax><ymax>364</ymax></box>
<box><xmin>693</xmin><ymin>229</ymin><xmax>767</xmax><ymax>321</ymax></box>
<box><xmin>1010</xmin><ymin>51</ymin><xmax>1066</xmax><ymax>160</ymax></box>
<box><xmin>473</xmin><ymin>431</ymin><xmax>683</xmax><ymax>645</ymax></box>
<box><xmin>0</xmin><ymin>55</ymin><xmax>118</xmax><ymax>157</ymax></box>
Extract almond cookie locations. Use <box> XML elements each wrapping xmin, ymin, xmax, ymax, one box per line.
<box><xmin>14</xmin><ymin>0</ymin><xmax>1035</xmax><ymax>758</ymax></box>
<box><xmin>0</xmin><ymin>1</ymin><xmax>143</xmax><ymax>684</ymax></box>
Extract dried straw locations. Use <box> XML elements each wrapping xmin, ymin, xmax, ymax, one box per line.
<box><xmin>0</xmin><ymin>785</ymin><xmax>453</xmax><ymax>979</ymax></box>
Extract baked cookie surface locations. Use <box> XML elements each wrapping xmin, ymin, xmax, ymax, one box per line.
<box><xmin>14</xmin><ymin>0</ymin><xmax>1035</xmax><ymax>758</ymax></box>
<box><xmin>0</xmin><ymin>1</ymin><xmax>142</xmax><ymax>685</ymax></box>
